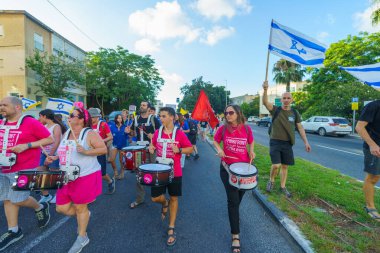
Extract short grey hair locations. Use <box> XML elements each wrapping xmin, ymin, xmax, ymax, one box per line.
<box><xmin>6</xmin><ymin>96</ymin><xmax>23</xmax><ymax>108</ymax></box>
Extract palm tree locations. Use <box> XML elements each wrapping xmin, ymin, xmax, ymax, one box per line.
<box><xmin>371</xmin><ymin>0</ymin><xmax>380</xmax><ymax>26</ymax></box>
<box><xmin>272</xmin><ymin>59</ymin><xmax>305</xmax><ymax>92</ymax></box>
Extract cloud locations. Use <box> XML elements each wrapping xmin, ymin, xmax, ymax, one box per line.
<box><xmin>353</xmin><ymin>6</ymin><xmax>380</xmax><ymax>33</ymax></box>
<box><xmin>134</xmin><ymin>38</ymin><xmax>160</xmax><ymax>54</ymax></box>
<box><xmin>128</xmin><ymin>1</ymin><xmax>200</xmax><ymax>43</ymax></box>
<box><xmin>317</xmin><ymin>31</ymin><xmax>329</xmax><ymax>42</ymax></box>
<box><xmin>201</xmin><ymin>26</ymin><xmax>235</xmax><ymax>45</ymax></box>
<box><xmin>326</xmin><ymin>14</ymin><xmax>336</xmax><ymax>25</ymax></box>
<box><xmin>194</xmin><ymin>0</ymin><xmax>252</xmax><ymax>21</ymax></box>
<box><xmin>156</xmin><ymin>66</ymin><xmax>184</xmax><ymax>104</ymax></box>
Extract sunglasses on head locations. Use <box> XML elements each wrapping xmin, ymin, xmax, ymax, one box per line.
<box><xmin>224</xmin><ymin>111</ymin><xmax>235</xmax><ymax>116</ymax></box>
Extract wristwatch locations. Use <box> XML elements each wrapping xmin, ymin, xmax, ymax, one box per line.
<box><xmin>179</xmin><ymin>148</ymin><xmax>182</xmax><ymax>154</ymax></box>
<box><xmin>27</xmin><ymin>143</ymin><xmax>32</xmax><ymax>149</ymax></box>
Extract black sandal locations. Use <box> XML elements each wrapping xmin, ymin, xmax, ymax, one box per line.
<box><xmin>167</xmin><ymin>227</ymin><xmax>177</xmax><ymax>246</ymax></box>
<box><xmin>161</xmin><ymin>199</ymin><xmax>169</xmax><ymax>221</ymax></box>
<box><xmin>365</xmin><ymin>207</ymin><xmax>380</xmax><ymax>221</ymax></box>
<box><xmin>231</xmin><ymin>238</ymin><xmax>241</xmax><ymax>253</ymax></box>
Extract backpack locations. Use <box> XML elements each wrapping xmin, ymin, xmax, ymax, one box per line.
<box><xmin>268</xmin><ymin>107</ymin><xmax>299</xmax><ymax>135</ymax></box>
<box><xmin>188</xmin><ymin>119</ymin><xmax>197</xmax><ymax>135</ymax></box>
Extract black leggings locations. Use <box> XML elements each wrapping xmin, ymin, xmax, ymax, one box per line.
<box><xmin>220</xmin><ymin>164</ymin><xmax>245</xmax><ymax>234</ymax></box>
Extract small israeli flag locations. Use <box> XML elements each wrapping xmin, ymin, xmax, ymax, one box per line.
<box><xmin>269</xmin><ymin>20</ymin><xmax>326</xmax><ymax>67</ymax></box>
<box><xmin>46</xmin><ymin>98</ymin><xmax>74</xmax><ymax>116</ymax></box>
<box><xmin>340</xmin><ymin>63</ymin><xmax>380</xmax><ymax>89</ymax></box>
<box><xmin>22</xmin><ymin>98</ymin><xmax>41</xmax><ymax>111</ymax></box>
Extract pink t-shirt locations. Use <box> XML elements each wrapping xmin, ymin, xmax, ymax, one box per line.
<box><xmin>0</xmin><ymin>117</ymin><xmax>51</xmax><ymax>173</ymax></box>
<box><xmin>152</xmin><ymin>129</ymin><xmax>192</xmax><ymax>177</ymax></box>
<box><xmin>214</xmin><ymin>124</ymin><xmax>254</xmax><ymax>165</ymax></box>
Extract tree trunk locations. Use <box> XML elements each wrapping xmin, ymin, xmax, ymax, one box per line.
<box><xmin>286</xmin><ymin>82</ymin><xmax>290</xmax><ymax>92</ymax></box>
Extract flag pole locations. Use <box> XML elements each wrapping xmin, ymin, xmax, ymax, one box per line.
<box><xmin>265</xmin><ymin>19</ymin><xmax>274</xmax><ymax>82</ymax></box>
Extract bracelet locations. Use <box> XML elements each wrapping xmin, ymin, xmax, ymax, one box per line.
<box><xmin>27</xmin><ymin>143</ymin><xmax>32</xmax><ymax>149</ymax></box>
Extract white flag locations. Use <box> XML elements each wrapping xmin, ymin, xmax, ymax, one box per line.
<box><xmin>269</xmin><ymin>20</ymin><xmax>326</xmax><ymax>67</ymax></box>
<box><xmin>21</xmin><ymin>98</ymin><xmax>41</xmax><ymax>111</ymax></box>
<box><xmin>340</xmin><ymin>63</ymin><xmax>380</xmax><ymax>89</ymax></box>
<box><xmin>46</xmin><ymin>98</ymin><xmax>74</xmax><ymax>116</ymax></box>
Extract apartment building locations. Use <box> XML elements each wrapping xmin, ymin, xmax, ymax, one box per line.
<box><xmin>0</xmin><ymin>10</ymin><xmax>86</xmax><ymax>105</ymax></box>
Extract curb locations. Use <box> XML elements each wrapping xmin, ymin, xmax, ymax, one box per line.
<box><xmin>206</xmin><ymin>136</ymin><xmax>314</xmax><ymax>253</ymax></box>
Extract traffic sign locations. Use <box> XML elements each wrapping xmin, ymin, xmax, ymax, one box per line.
<box><xmin>352</xmin><ymin>102</ymin><xmax>358</xmax><ymax>110</ymax></box>
<box><xmin>274</xmin><ymin>98</ymin><xmax>282</xmax><ymax>106</ymax></box>
<box><xmin>352</xmin><ymin>97</ymin><xmax>359</xmax><ymax>102</ymax></box>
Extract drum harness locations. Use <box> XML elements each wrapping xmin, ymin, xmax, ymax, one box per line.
<box><xmin>0</xmin><ymin>115</ymin><xmax>32</xmax><ymax>171</ymax></box>
<box><xmin>60</xmin><ymin>127</ymin><xmax>91</xmax><ymax>183</ymax></box>
<box><xmin>155</xmin><ymin>125</ymin><xmax>177</xmax><ymax>167</ymax></box>
<box><xmin>135</xmin><ymin>114</ymin><xmax>155</xmax><ymax>146</ymax></box>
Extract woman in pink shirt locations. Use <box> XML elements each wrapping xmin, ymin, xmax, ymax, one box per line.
<box><xmin>213</xmin><ymin>104</ymin><xmax>255</xmax><ymax>253</ymax></box>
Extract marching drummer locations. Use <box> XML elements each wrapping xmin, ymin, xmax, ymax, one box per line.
<box><xmin>0</xmin><ymin>97</ymin><xmax>53</xmax><ymax>251</ymax></box>
<box><xmin>213</xmin><ymin>104</ymin><xmax>255</xmax><ymax>253</ymax></box>
<box><xmin>148</xmin><ymin>107</ymin><xmax>193</xmax><ymax>246</ymax></box>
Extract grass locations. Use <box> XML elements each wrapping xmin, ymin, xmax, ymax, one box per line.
<box><xmin>212</xmin><ymin>137</ymin><xmax>380</xmax><ymax>252</ymax></box>
<box><xmin>253</xmin><ymin>144</ymin><xmax>380</xmax><ymax>253</ymax></box>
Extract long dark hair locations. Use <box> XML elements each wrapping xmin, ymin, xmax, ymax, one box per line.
<box><xmin>114</xmin><ymin>114</ymin><xmax>124</xmax><ymax>126</ymax></box>
<box><xmin>39</xmin><ymin>109</ymin><xmax>67</xmax><ymax>133</ymax></box>
<box><xmin>223</xmin><ymin>104</ymin><xmax>246</xmax><ymax>132</ymax></box>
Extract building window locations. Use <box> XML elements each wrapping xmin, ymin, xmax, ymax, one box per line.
<box><xmin>36</xmin><ymin>95</ymin><xmax>43</xmax><ymax>108</ymax></box>
<box><xmin>34</xmin><ymin>33</ymin><xmax>44</xmax><ymax>51</ymax></box>
<box><xmin>9</xmin><ymin>92</ymin><xmax>19</xmax><ymax>97</ymax></box>
<box><xmin>0</xmin><ymin>25</ymin><xmax>4</xmax><ymax>37</ymax></box>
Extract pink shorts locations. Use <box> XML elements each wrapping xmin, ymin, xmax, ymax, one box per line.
<box><xmin>56</xmin><ymin>170</ymin><xmax>102</xmax><ymax>205</ymax></box>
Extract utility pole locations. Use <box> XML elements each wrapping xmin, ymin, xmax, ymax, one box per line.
<box><xmin>225</xmin><ymin>80</ymin><xmax>228</xmax><ymax>106</ymax></box>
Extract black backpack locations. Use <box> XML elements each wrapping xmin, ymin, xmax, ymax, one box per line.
<box><xmin>268</xmin><ymin>107</ymin><xmax>299</xmax><ymax>135</ymax></box>
<box><xmin>188</xmin><ymin>119</ymin><xmax>198</xmax><ymax>135</ymax></box>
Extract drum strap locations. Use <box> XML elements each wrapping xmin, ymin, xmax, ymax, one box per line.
<box><xmin>156</xmin><ymin>125</ymin><xmax>177</xmax><ymax>165</ymax></box>
<box><xmin>0</xmin><ymin>115</ymin><xmax>31</xmax><ymax>155</ymax></box>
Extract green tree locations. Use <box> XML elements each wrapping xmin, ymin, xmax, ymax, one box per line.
<box><xmin>372</xmin><ymin>0</ymin><xmax>380</xmax><ymax>26</ymax></box>
<box><xmin>26</xmin><ymin>51</ymin><xmax>85</xmax><ymax>98</ymax></box>
<box><xmin>86</xmin><ymin>46</ymin><xmax>164</xmax><ymax>113</ymax></box>
<box><xmin>241</xmin><ymin>96</ymin><xmax>260</xmax><ymax>117</ymax></box>
<box><xmin>178</xmin><ymin>77</ymin><xmax>228</xmax><ymax>113</ymax></box>
<box><xmin>304</xmin><ymin>32</ymin><xmax>380</xmax><ymax>119</ymax></box>
<box><xmin>291</xmin><ymin>91</ymin><xmax>309</xmax><ymax>116</ymax></box>
<box><xmin>272</xmin><ymin>59</ymin><xmax>306</xmax><ymax>92</ymax></box>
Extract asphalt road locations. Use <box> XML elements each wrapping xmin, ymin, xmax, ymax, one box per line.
<box><xmin>249</xmin><ymin>123</ymin><xmax>371</xmax><ymax>185</ymax></box>
<box><xmin>1</xmin><ymin>141</ymin><xmax>301</xmax><ymax>253</ymax></box>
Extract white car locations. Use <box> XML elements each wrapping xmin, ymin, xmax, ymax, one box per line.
<box><xmin>301</xmin><ymin>116</ymin><xmax>352</xmax><ymax>137</ymax></box>
<box><xmin>247</xmin><ymin>116</ymin><xmax>260</xmax><ymax>122</ymax></box>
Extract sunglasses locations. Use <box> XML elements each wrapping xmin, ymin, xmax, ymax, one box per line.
<box><xmin>224</xmin><ymin>111</ymin><xmax>235</xmax><ymax>116</ymax></box>
<box><xmin>69</xmin><ymin>113</ymin><xmax>80</xmax><ymax>118</ymax></box>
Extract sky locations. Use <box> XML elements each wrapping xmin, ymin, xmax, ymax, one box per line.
<box><xmin>2</xmin><ymin>0</ymin><xmax>379</xmax><ymax>105</ymax></box>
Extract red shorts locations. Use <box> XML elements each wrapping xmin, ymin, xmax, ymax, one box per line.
<box><xmin>56</xmin><ymin>170</ymin><xmax>102</xmax><ymax>205</ymax></box>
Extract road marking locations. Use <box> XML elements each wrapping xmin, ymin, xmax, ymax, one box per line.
<box><xmin>20</xmin><ymin>216</ymin><xmax>71</xmax><ymax>253</ymax></box>
<box><xmin>316</xmin><ymin>145</ymin><xmax>363</xmax><ymax>156</ymax></box>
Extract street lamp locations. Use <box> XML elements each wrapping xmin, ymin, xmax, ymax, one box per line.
<box><xmin>224</xmin><ymin>80</ymin><xmax>228</xmax><ymax>106</ymax></box>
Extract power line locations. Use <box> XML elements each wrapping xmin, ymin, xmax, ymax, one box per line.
<box><xmin>46</xmin><ymin>0</ymin><xmax>101</xmax><ymax>48</ymax></box>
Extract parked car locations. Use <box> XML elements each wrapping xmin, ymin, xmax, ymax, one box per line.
<box><xmin>107</xmin><ymin>111</ymin><xmax>122</xmax><ymax>121</ymax></box>
<box><xmin>256</xmin><ymin>117</ymin><xmax>272</xmax><ymax>127</ymax></box>
<box><xmin>301</xmin><ymin>116</ymin><xmax>352</xmax><ymax>137</ymax></box>
<box><xmin>247</xmin><ymin>116</ymin><xmax>260</xmax><ymax>122</ymax></box>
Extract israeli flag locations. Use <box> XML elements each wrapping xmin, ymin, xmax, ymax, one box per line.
<box><xmin>21</xmin><ymin>98</ymin><xmax>41</xmax><ymax>111</ymax></box>
<box><xmin>269</xmin><ymin>20</ymin><xmax>326</xmax><ymax>67</ymax></box>
<box><xmin>46</xmin><ymin>98</ymin><xmax>74</xmax><ymax>116</ymax></box>
<box><xmin>340</xmin><ymin>63</ymin><xmax>380</xmax><ymax>89</ymax></box>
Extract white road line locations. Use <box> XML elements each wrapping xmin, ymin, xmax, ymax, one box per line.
<box><xmin>20</xmin><ymin>216</ymin><xmax>71</xmax><ymax>253</ymax></box>
<box><xmin>316</xmin><ymin>145</ymin><xmax>363</xmax><ymax>156</ymax></box>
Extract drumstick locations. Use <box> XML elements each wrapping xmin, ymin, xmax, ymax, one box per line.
<box><xmin>40</xmin><ymin>145</ymin><xmax>50</xmax><ymax>157</ymax></box>
<box><xmin>248</xmin><ymin>157</ymin><xmax>254</xmax><ymax>171</ymax></box>
<box><xmin>215</xmin><ymin>154</ymin><xmax>238</xmax><ymax>159</ymax></box>
<box><xmin>138</xmin><ymin>127</ymin><xmax>149</xmax><ymax>136</ymax></box>
<box><xmin>67</xmin><ymin>121</ymin><xmax>79</xmax><ymax>145</ymax></box>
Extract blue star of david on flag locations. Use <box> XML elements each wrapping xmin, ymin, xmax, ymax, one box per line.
<box><xmin>46</xmin><ymin>98</ymin><xmax>74</xmax><ymax>116</ymax></box>
<box><xmin>290</xmin><ymin>40</ymin><xmax>306</xmax><ymax>55</ymax></box>
<box><xmin>268</xmin><ymin>20</ymin><xmax>326</xmax><ymax>67</ymax></box>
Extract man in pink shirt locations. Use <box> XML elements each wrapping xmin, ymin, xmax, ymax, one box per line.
<box><xmin>0</xmin><ymin>97</ymin><xmax>53</xmax><ymax>251</ymax></box>
<box><xmin>149</xmin><ymin>107</ymin><xmax>193</xmax><ymax>247</ymax></box>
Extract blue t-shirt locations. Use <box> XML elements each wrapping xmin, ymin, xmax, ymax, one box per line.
<box><xmin>110</xmin><ymin>124</ymin><xmax>128</xmax><ymax>149</ymax></box>
<box><xmin>181</xmin><ymin>120</ymin><xmax>190</xmax><ymax>135</ymax></box>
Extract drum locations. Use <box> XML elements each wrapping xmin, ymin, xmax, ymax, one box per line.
<box><xmin>228</xmin><ymin>163</ymin><xmax>258</xmax><ymax>190</ymax></box>
<box><xmin>122</xmin><ymin>146</ymin><xmax>147</xmax><ymax>170</ymax></box>
<box><xmin>137</xmin><ymin>163</ymin><xmax>173</xmax><ymax>186</ymax></box>
<box><xmin>12</xmin><ymin>171</ymin><xmax>65</xmax><ymax>191</ymax></box>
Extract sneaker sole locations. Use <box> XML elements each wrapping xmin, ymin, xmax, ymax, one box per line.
<box><xmin>0</xmin><ymin>233</ymin><xmax>24</xmax><ymax>251</ymax></box>
<box><xmin>39</xmin><ymin>204</ymin><xmax>51</xmax><ymax>228</ymax></box>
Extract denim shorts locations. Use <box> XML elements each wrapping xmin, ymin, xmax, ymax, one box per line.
<box><xmin>363</xmin><ymin>148</ymin><xmax>380</xmax><ymax>175</ymax></box>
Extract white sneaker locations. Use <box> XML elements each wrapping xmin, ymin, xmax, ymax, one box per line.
<box><xmin>68</xmin><ymin>235</ymin><xmax>89</xmax><ymax>253</ymax></box>
<box><xmin>49</xmin><ymin>195</ymin><xmax>56</xmax><ymax>204</ymax></box>
<box><xmin>38</xmin><ymin>194</ymin><xmax>53</xmax><ymax>203</ymax></box>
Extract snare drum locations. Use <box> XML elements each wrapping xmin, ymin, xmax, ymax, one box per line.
<box><xmin>122</xmin><ymin>146</ymin><xmax>147</xmax><ymax>170</ymax></box>
<box><xmin>12</xmin><ymin>171</ymin><xmax>65</xmax><ymax>191</ymax></box>
<box><xmin>228</xmin><ymin>163</ymin><xmax>258</xmax><ymax>190</ymax></box>
<box><xmin>137</xmin><ymin>164</ymin><xmax>173</xmax><ymax>186</ymax></box>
